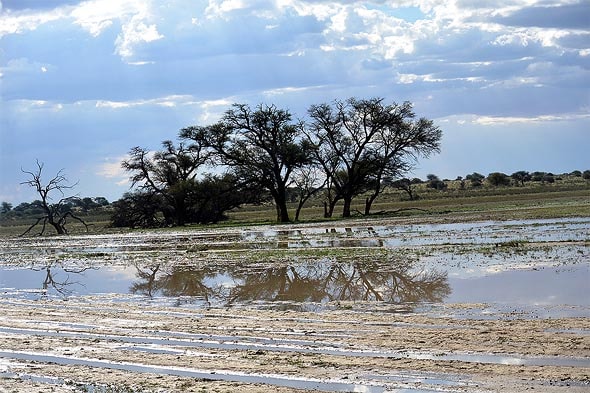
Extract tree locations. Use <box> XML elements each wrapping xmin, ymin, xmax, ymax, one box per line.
<box><xmin>361</xmin><ymin>100</ymin><xmax>441</xmax><ymax>215</ymax></box>
<box><xmin>78</xmin><ymin>197</ymin><xmax>99</xmax><ymax>212</ymax></box>
<box><xmin>487</xmin><ymin>172</ymin><xmax>511</xmax><ymax>187</ymax></box>
<box><xmin>1</xmin><ymin>202</ymin><xmax>12</xmax><ymax>214</ymax></box>
<box><xmin>543</xmin><ymin>173</ymin><xmax>555</xmax><ymax>184</ymax></box>
<box><xmin>187</xmin><ymin>173</ymin><xmax>263</xmax><ymax>224</ymax></box>
<box><xmin>93</xmin><ymin>197</ymin><xmax>110</xmax><ymax>207</ymax></box>
<box><xmin>531</xmin><ymin>171</ymin><xmax>546</xmax><ymax>182</ymax></box>
<box><xmin>466</xmin><ymin>172</ymin><xmax>484</xmax><ymax>187</ymax></box>
<box><xmin>182</xmin><ymin>103</ymin><xmax>310</xmax><ymax>223</ymax></box>
<box><xmin>583</xmin><ymin>170</ymin><xmax>590</xmax><ymax>180</ymax></box>
<box><xmin>292</xmin><ymin>165</ymin><xmax>326</xmax><ymax>221</ymax></box>
<box><xmin>426</xmin><ymin>174</ymin><xmax>447</xmax><ymax>190</ymax></box>
<box><xmin>20</xmin><ymin>161</ymin><xmax>89</xmax><ymax>236</ymax></box>
<box><xmin>391</xmin><ymin>178</ymin><xmax>419</xmax><ymax>200</ymax></box>
<box><xmin>305</xmin><ymin>98</ymin><xmax>441</xmax><ymax>218</ymax></box>
<box><xmin>511</xmin><ymin>171</ymin><xmax>531</xmax><ymax>186</ymax></box>
<box><xmin>122</xmin><ymin>138</ymin><xmax>211</xmax><ymax>226</ymax></box>
<box><xmin>110</xmin><ymin>191</ymin><xmax>166</xmax><ymax>229</ymax></box>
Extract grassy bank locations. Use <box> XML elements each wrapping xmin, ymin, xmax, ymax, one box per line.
<box><xmin>1</xmin><ymin>177</ymin><xmax>589</xmax><ymax>237</ymax></box>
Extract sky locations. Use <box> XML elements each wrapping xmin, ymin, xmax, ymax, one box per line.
<box><xmin>0</xmin><ymin>0</ymin><xmax>588</xmax><ymax>205</ymax></box>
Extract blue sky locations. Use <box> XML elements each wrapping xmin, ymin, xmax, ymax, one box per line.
<box><xmin>1</xmin><ymin>0</ymin><xmax>588</xmax><ymax>204</ymax></box>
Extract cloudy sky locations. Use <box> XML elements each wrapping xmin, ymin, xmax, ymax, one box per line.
<box><xmin>1</xmin><ymin>0</ymin><xmax>588</xmax><ymax>204</ymax></box>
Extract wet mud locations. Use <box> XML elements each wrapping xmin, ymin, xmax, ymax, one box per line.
<box><xmin>0</xmin><ymin>216</ymin><xmax>589</xmax><ymax>392</ymax></box>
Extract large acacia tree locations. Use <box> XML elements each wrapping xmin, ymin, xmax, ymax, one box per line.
<box><xmin>181</xmin><ymin>103</ymin><xmax>310</xmax><ymax>223</ymax></box>
<box><xmin>122</xmin><ymin>137</ymin><xmax>211</xmax><ymax>226</ymax></box>
<box><xmin>305</xmin><ymin>97</ymin><xmax>441</xmax><ymax>217</ymax></box>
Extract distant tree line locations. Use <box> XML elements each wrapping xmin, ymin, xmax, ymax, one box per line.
<box><xmin>386</xmin><ymin>169</ymin><xmax>590</xmax><ymax>201</ymax></box>
<box><xmin>2</xmin><ymin>197</ymin><xmax>110</xmax><ymax>218</ymax></box>
<box><xmin>4</xmin><ymin>165</ymin><xmax>589</xmax><ymax>233</ymax></box>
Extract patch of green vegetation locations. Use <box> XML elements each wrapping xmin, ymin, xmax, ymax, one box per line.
<box><xmin>66</xmin><ymin>381</ymin><xmax>158</xmax><ymax>393</ymax></box>
<box><xmin>2</xmin><ymin>177</ymin><xmax>589</xmax><ymax>238</ymax></box>
<box><xmin>495</xmin><ymin>240</ymin><xmax>528</xmax><ymax>248</ymax></box>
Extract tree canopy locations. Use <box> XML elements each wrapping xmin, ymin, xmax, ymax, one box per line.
<box><xmin>305</xmin><ymin>98</ymin><xmax>441</xmax><ymax>218</ymax></box>
<box><xmin>181</xmin><ymin>103</ymin><xmax>310</xmax><ymax>223</ymax></box>
<box><xmin>115</xmin><ymin>97</ymin><xmax>442</xmax><ymax>227</ymax></box>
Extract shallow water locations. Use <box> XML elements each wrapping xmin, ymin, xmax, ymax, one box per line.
<box><xmin>0</xmin><ymin>256</ymin><xmax>588</xmax><ymax>312</ymax></box>
<box><xmin>0</xmin><ymin>217</ymin><xmax>588</xmax><ymax>316</ymax></box>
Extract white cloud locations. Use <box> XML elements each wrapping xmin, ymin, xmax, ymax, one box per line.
<box><xmin>96</xmin><ymin>156</ymin><xmax>130</xmax><ymax>186</ymax></box>
<box><xmin>397</xmin><ymin>73</ymin><xmax>420</xmax><ymax>84</ymax></box>
<box><xmin>95</xmin><ymin>95</ymin><xmax>198</xmax><ymax>109</ymax></box>
<box><xmin>2</xmin><ymin>0</ymin><xmax>589</xmax><ymax>203</ymax></box>
<box><xmin>71</xmin><ymin>0</ymin><xmax>144</xmax><ymax>36</ymax></box>
<box><xmin>0</xmin><ymin>7</ymin><xmax>66</xmax><ymax>37</ymax></box>
<box><xmin>473</xmin><ymin>112</ymin><xmax>590</xmax><ymax>126</ymax></box>
<box><xmin>197</xmin><ymin>98</ymin><xmax>235</xmax><ymax>123</ymax></box>
<box><xmin>115</xmin><ymin>16</ymin><xmax>164</xmax><ymax>58</ymax></box>
<box><xmin>1</xmin><ymin>0</ymin><xmax>164</xmax><ymax>59</ymax></box>
<box><xmin>205</xmin><ymin>0</ymin><xmax>248</xmax><ymax>17</ymax></box>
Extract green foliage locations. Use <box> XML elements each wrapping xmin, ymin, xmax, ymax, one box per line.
<box><xmin>426</xmin><ymin>174</ymin><xmax>447</xmax><ymax>190</ymax></box>
<box><xmin>111</xmin><ymin>191</ymin><xmax>166</xmax><ymax>228</ymax></box>
<box><xmin>111</xmin><ymin>174</ymin><xmax>261</xmax><ymax>228</ymax></box>
<box><xmin>583</xmin><ymin>170</ymin><xmax>590</xmax><ymax>180</ymax></box>
<box><xmin>511</xmin><ymin>171</ymin><xmax>531</xmax><ymax>186</ymax></box>
<box><xmin>1</xmin><ymin>201</ymin><xmax>13</xmax><ymax>214</ymax></box>
<box><xmin>181</xmin><ymin>103</ymin><xmax>310</xmax><ymax>223</ymax></box>
<box><xmin>487</xmin><ymin>172</ymin><xmax>511</xmax><ymax>187</ymax></box>
<box><xmin>466</xmin><ymin>172</ymin><xmax>484</xmax><ymax>187</ymax></box>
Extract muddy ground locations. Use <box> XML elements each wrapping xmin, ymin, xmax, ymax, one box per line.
<box><xmin>0</xmin><ymin>216</ymin><xmax>589</xmax><ymax>392</ymax></box>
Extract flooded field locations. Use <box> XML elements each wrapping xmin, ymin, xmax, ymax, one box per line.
<box><xmin>0</xmin><ymin>216</ymin><xmax>589</xmax><ymax>392</ymax></box>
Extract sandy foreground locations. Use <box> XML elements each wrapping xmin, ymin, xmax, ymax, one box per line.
<box><xmin>0</xmin><ymin>297</ymin><xmax>588</xmax><ymax>393</ymax></box>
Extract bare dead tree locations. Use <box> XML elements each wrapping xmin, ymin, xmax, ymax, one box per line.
<box><xmin>31</xmin><ymin>261</ymin><xmax>97</xmax><ymax>299</ymax></box>
<box><xmin>20</xmin><ymin>160</ymin><xmax>89</xmax><ymax>236</ymax></box>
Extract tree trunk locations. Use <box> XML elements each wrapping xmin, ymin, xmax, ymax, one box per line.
<box><xmin>364</xmin><ymin>194</ymin><xmax>377</xmax><ymax>216</ymax></box>
<box><xmin>295</xmin><ymin>201</ymin><xmax>304</xmax><ymax>222</ymax></box>
<box><xmin>50</xmin><ymin>221</ymin><xmax>65</xmax><ymax>235</ymax></box>
<box><xmin>274</xmin><ymin>194</ymin><xmax>291</xmax><ymax>223</ymax></box>
<box><xmin>277</xmin><ymin>202</ymin><xmax>290</xmax><ymax>223</ymax></box>
<box><xmin>324</xmin><ymin>199</ymin><xmax>338</xmax><ymax>218</ymax></box>
<box><xmin>174</xmin><ymin>197</ymin><xmax>187</xmax><ymax>226</ymax></box>
<box><xmin>273</xmin><ymin>182</ymin><xmax>291</xmax><ymax>223</ymax></box>
<box><xmin>342</xmin><ymin>197</ymin><xmax>352</xmax><ymax>218</ymax></box>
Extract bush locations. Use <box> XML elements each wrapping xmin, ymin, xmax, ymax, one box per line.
<box><xmin>111</xmin><ymin>192</ymin><xmax>166</xmax><ymax>228</ymax></box>
<box><xmin>466</xmin><ymin>172</ymin><xmax>484</xmax><ymax>187</ymax></box>
<box><xmin>487</xmin><ymin>172</ymin><xmax>511</xmax><ymax>187</ymax></box>
<box><xmin>426</xmin><ymin>174</ymin><xmax>447</xmax><ymax>190</ymax></box>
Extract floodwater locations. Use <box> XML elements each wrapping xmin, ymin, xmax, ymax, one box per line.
<box><xmin>0</xmin><ymin>217</ymin><xmax>589</xmax><ymax>392</ymax></box>
<box><xmin>0</xmin><ymin>258</ymin><xmax>588</xmax><ymax>313</ymax></box>
<box><xmin>0</xmin><ymin>217</ymin><xmax>588</xmax><ymax>314</ymax></box>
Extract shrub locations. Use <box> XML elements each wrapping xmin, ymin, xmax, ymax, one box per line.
<box><xmin>487</xmin><ymin>172</ymin><xmax>511</xmax><ymax>187</ymax></box>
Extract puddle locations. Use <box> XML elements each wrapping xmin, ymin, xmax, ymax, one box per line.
<box><xmin>0</xmin><ymin>326</ymin><xmax>588</xmax><ymax>368</ymax></box>
<box><xmin>1</xmin><ymin>218</ymin><xmax>588</xmax><ymax>392</ymax></box>
<box><xmin>0</xmin><ymin>350</ymin><xmax>392</xmax><ymax>392</ymax></box>
<box><xmin>0</xmin><ymin>258</ymin><xmax>587</xmax><ymax>315</ymax></box>
<box><xmin>0</xmin><ymin>217</ymin><xmax>588</xmax><ymax>318</ymax></box>
<box><xmin>1</xmin><ymin>217</ymin><xmax>588</xmax><ymax>261</ymax></box>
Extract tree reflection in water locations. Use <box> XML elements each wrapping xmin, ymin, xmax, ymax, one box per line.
<box><xmin>30</xmin><ymin>261</ymin><xmax>96</xmax><ymax>300</ymax></box>
<box><xmin>130</xmin><ymin>263</ymin><xmax>221</xmax><ymax>306</ymax></box>
<box><xmin>130</xmin><ymin>256</ymin><xmax>450</xmax><ymax>307</ymax></box>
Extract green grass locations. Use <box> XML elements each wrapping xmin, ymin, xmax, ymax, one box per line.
<box><xmin>1</xmin><ymin>177</ymin><xmax>589</xmax><ymax>238</ymax></box>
